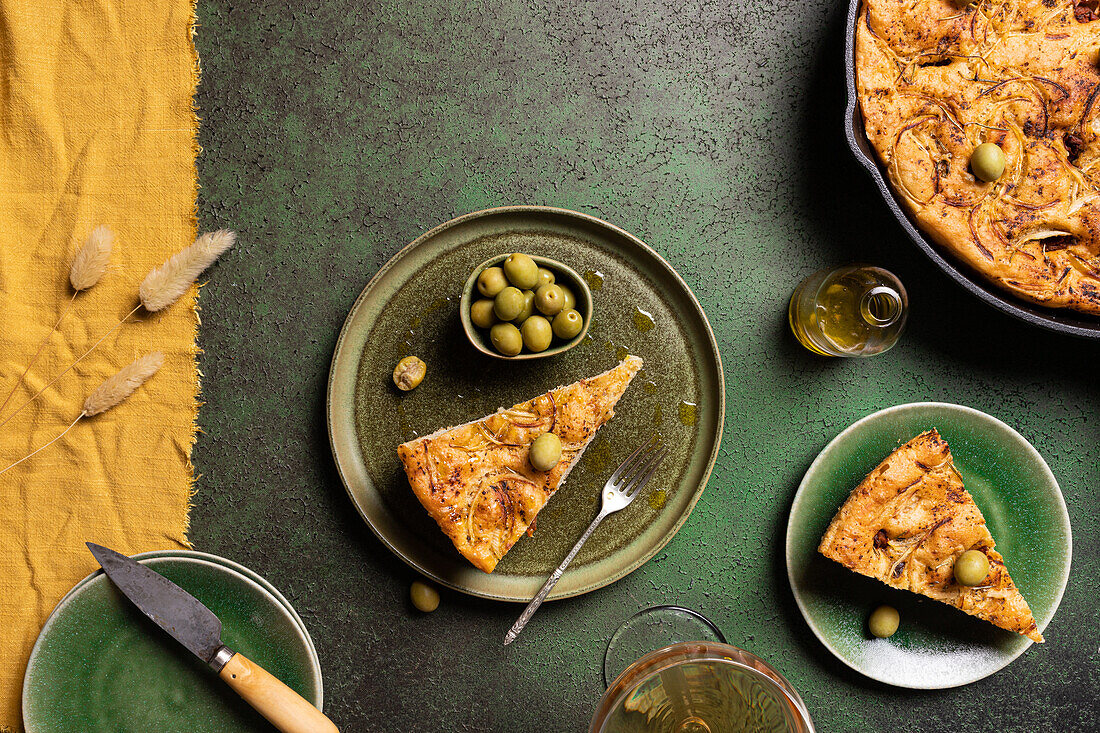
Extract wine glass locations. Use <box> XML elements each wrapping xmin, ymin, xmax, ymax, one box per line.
<box><xmin>594</xmin><ymin>611</ymin><xmax>815</xmax><ymax>733</ymax></box>
<box><xmin>603</xmin><ymin>605</ymin><xmax>727</xmax><ymax>686</ymax></box>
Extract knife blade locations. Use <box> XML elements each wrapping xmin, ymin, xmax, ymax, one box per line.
<box><xmin>86</xmin><ymin>542</ymin><xmax>339</xmax><ymax>733</ymax></box>
<box><xmin>86</xmin><ymin>542</ymin><xmax>224</xmax><ymax>664</ymax></box>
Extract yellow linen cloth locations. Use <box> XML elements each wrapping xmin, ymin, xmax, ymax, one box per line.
<box><xmin>0</xmin><ymin>1</ymin><xmax>199</xmax><ymax>728</ymax></box>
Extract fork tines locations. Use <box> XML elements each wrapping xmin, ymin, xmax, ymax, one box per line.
<box><xmin>612</xmin><ymin>437</ymin><xmax>669</xmax><ymax>497</ymax></box>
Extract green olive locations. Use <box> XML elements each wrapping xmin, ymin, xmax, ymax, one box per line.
<box><xmin>493</xmin><ymin>286</ymin><xmax>525</xmax><ymax>321</ymax></box>
<box><xmin>559</xmin><ymin>284</ymin><xmax>576</xmax><ymax>311</ymax></box>
<box><xmin>489</xmin><ymin>322</ymin><xmax>523</xmax><ymax>356</ymax></box>
<box><xmin>521</xmin><ymin>316</ymin><xmax>553</xmax><ymax>352</ymax></box>
<box><xmin>535</xmin><ymin>284</ymin><xmax>565</xmax><ymax>316</ymax></box>
<box><xmin>529</xmin><ymin>431</ymin><xmax>562</xmax><ymax>471</ymax></box>
<box><xmin>470</xmin><ymin>299</ymin><xmax>497</xmax><ymax>329</ymax></box>
<box><xmin>868</xmin><ymin>605</ymin><xmax>900</xmax><ymax>638</ymax></box>
<box><xmin>552</xmin><ymin>309</ymin><xmax>584</xmax><ymax>339</ymax></box>
<box><xmin>537</xmin><ymin>267</ymin><xmax>556</xmax><ymax>288</ymax></box>
<box><xmin>954</xmin><ymin>549</ymin><xmax>990</xmax><ymax>587</ymax></box>
<box><xmin>971</xmin><ymin>143</ymin><xmax>1006</xmax><ymax>182</ymax></box>
<box><xmin>477</xmin><ymin>266</ymin><xmax>508</xmax><ymax>298</ymax></box>
<box><xmin>392</xmin><ymin>356</ymin><xmax>426</xmax><ymax>391</ymax></box>
<box><xmin>503</xmin><ymin>253</ymin><xmax>539</xmax><ymax>289</ymax></box>
<box><xmin>513</xmin><ymin>290</ymin><xmax>536</xmax><ymax>323</ymax></box>
<box><xmin>410</xmin><ymin>580</ymin><xmax>440</xmax><ymax>612</ymax></box>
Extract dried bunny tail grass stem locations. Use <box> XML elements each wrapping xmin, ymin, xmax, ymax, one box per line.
<box><xmin>0</xmin><ymin>292</ymin><xmax>76</xmax><ymax>420</ymax></box>
<box><xmin>0</xmin><ymin>304</ymin><xmax>142</xmax><ymax>431</ymax></box>
<box><xmin>0</xmin><ymin>413</ymin><xmax>84</xmax><ymax>478</ymax></box>
<box><xmin>0</xmin><ymin>226</ymin><xmax>116</xmax><ymax>420</ymax></box>
<box><xmin>70</xmin><ymin>225</ymin><xmax>115</xmax><ymax>291</ymax></box>
<box><xmin>82</xmin><ymin>352</ymin><xmax>163</xmax><ymax>416</ymax></box>
<box><xmin>0</xmin><ymin>352</ymin><xmax>163</xmax><ymax>479</ymax></box>
<box><xmin>139</xmin><ymin>230</ymin><xmax>236</xmax><ymax>312</ymax></box>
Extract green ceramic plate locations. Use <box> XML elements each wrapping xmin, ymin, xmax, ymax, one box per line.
<box><xmin>328</xmin><ymin>206</ymin><xmax>724</xmax><ymax>601</ymax></box>
<box><xmin>23</xmin><ymin>550</ymin><xmax>323</xmax><ymax>732</ymax></box>
<box><xmin>786</xmin><ymin>403</ymin><xmax>1071</xmax><ymax>689</ymax></box>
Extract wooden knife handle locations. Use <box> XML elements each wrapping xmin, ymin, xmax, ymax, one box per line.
<box><xmin>219</xmin><ymin>652</ymin><xmax>339</xmax><ymax>733</ymax></box>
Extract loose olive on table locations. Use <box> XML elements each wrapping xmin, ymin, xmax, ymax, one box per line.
<box><xmin>868</xmin><ymin>605</ymin><xmax>899</xmax><ymax>638</ymax></box>
<box><xmin>410</xmin><ymin>580</ymin><xmax>440</xmax><ymax>612</ymax></box>
<box><xmin>954</xmin><ymin>549</ymin><xmax>990</xmax><ymax>587</ymax></box>
<box><xmin>529</xmin><ymin>431</ymin><xmax>562</xmax><ymax>471</ymax></box>
<box><xmin>466</xmin><ymin>253</ymin><xmax>588</xmax><ymax>356</ymax></box>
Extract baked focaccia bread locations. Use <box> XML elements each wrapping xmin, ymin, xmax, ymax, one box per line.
<box><xmin>856</xmin><ymin>0</ymin><xmax>1100</xmax><ymax>315</ymax></box>
<box><xmin>397</xmin><ymin>356</ymin><xmax>642</xmax><ymax>573</ymax></box>
<box><xmin>819</xmin><ymin>430</ymin><xmax>1043</xmax><ymax>642</ymax></box>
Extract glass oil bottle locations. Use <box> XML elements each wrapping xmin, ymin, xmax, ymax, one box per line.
<box><xmin>789</xmin><ymin>265</ymin><xmax>908</xmax><ymax>357</ymax></box>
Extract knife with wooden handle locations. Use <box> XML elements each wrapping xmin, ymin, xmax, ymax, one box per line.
<box><xmin>86</xmin><ymin>542</ymin><xmax>339</xmax><ymax>733</ymax></box>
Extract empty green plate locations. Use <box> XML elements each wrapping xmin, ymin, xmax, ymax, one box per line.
<box><xmin>23</xmin><ymin>550</ymin><xmax>323</xmax><ymax>732</ymax></box>
<box><xmin>327</xmin><ymin>206</ymin><xmax>724</xmax><ymax>601</ymax></box>
<box><xmin>786</xmin><ymin>402</ymin><xmax>1071</xmax><ymax>689</ymax></box>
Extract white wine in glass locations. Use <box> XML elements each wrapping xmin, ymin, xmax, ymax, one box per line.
<box><xmin>590</xmin><ymin>642</ymin><xmax>815</xmax><ymax>733</ymax></box>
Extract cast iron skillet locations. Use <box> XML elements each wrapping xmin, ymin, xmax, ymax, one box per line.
<box><xmin>843</xmin><ymin>0</ymin><xmax>1100</xmax><ymax>339</ymax></box>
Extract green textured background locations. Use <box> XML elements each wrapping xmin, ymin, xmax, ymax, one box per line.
<box><xmin>191</xmin><ymin>1</ymin><xmax>1100</xmax><ymax>730</ymax></box>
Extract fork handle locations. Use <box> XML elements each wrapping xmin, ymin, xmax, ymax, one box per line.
<box><xmin>504</xmin><ymin>510</ymin><xmax>608</xmax><ymax>645</ymax></box>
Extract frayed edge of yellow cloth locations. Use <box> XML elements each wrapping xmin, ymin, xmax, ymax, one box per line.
<box><xmin>182</xmin><ymin>0</ymin><xmax>202</xmax><ymax>549</ymax></box>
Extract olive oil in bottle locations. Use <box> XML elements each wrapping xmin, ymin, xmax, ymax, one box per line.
<box><xmin>789</xmin><ymin>265</ymin><xmax>908</xmax><ymax>357</ymax></box>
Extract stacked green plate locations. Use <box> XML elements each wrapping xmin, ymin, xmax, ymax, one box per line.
<box><xmin>23</xmin><ymin>550</ymin><xmax>323</xmax><ymax>732</ymax></box>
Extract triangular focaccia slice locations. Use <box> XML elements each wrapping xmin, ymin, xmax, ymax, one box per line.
<box><xmin>397</xmin><ymin>356</ymin><xmax>642</xmax><ymax>573</ymax></box>
<box><xmin>818</xmin><ymin>429</ymin><xmax>1043</xmax><ymax>643</ymax></box>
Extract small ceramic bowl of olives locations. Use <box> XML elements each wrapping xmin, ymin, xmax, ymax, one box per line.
<box><xmin>460</xmin><ymin>253</ymin><xmax>592</xmax><ymax>360</ymax></box>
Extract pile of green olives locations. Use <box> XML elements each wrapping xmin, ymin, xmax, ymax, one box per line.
<box><xmin>470</xmin><ymin>253</ymin><xmax>586</xmax><ymax>356</ymax></box>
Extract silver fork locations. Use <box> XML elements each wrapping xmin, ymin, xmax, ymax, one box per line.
<box><xmin>504</xmin><ymin>438</ymin><xmax>670</xmax><ymax>646</ymax></box>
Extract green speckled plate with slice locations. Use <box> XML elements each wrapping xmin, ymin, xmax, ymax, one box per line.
<box><xmin>786</xmin><ymin>402</ymin><xmax>1071</xmax><ymax>689</ymax></box>
<box><xmin>327</xmin><ymin>206</ymin><xmax>724</xmax><ymax>602</ymax></box>
<box><xmin>23</xmin><ymin>550</ymin><xmax>323</xmax><ymax>733</ymax></box>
